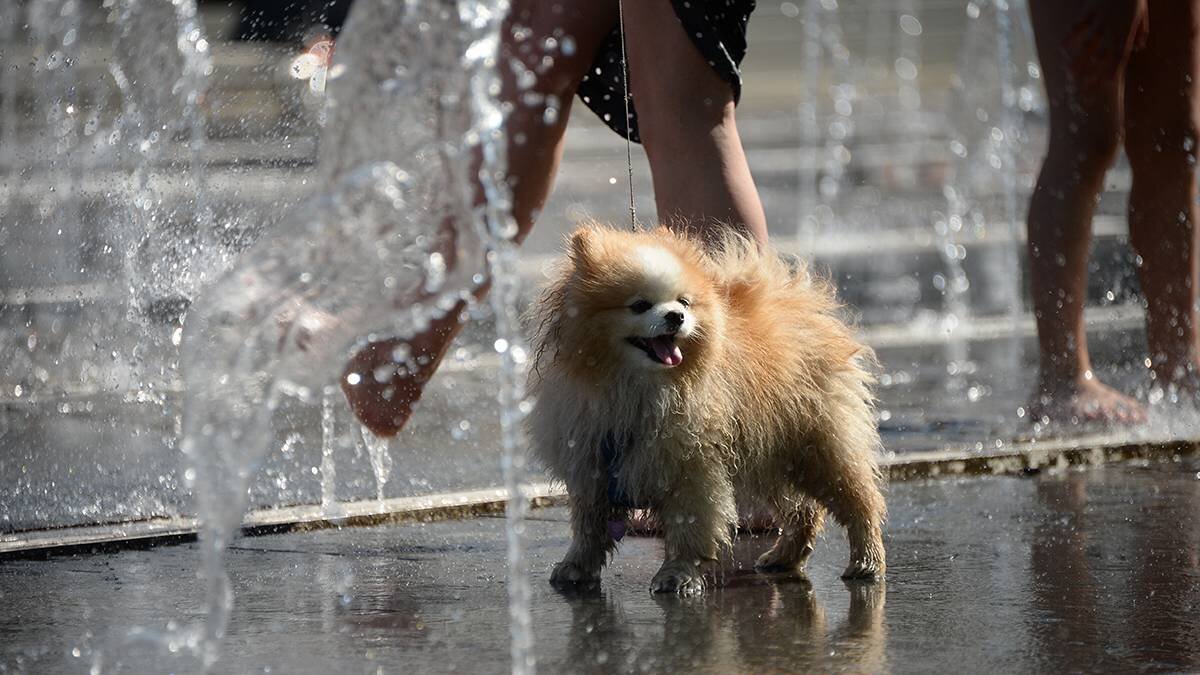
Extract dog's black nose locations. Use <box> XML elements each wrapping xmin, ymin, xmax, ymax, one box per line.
<box><xmin>664</xmin><ymin>311</ymin><xmax>684</xmax><ymax>330</ymax></box>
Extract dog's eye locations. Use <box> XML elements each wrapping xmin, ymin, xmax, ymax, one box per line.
<box><xmin>678</xmin><ymin>297</ymin><xmax>691</xmax><ymax>308</ymax></box>
<box><xmin>629</xmin><ymin>299</ymin><xmax>652</xmax><ymax>314</ymax></box>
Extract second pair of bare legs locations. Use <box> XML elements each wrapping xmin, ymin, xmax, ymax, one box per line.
<box><xmin>344</xmin><ymin>0</ymin><xmax>768</xmax><ymax>435</ymax></box>
<box><xmin>1026</xmin><ymin>0</ymin><xmax>1200</xmax><ymax>426</ymax></box>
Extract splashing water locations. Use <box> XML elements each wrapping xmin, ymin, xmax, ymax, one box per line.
<box><xmin>110</xmin><ymin>0</ymin><xmax>221</xmax><ymax>320</ymax></box>
<box><xmin>320</xmin><ymin>391</ymin><xmax>340</xmax><ymax>512</ymax></box>
<box><xmin>797</xmin><ymin>0</ymin><xmax>856</xmax><ymax>247</ymax></box>
<box><xmin>938</xmin><ymin>0</ymin><xmax>1043</xmax><ymax>402</ymax></box>
<box><xmin>994</xmin><ymin>0</ymin><xmax>1028</xmax><ymax>375</ymax></box>
<box><xmin>456</xmin><ymin>1</ymin><xmax>535</xmax><ymax>670</ymax></box>
<box><xmin>181</xmin><ymin>157</ymin><xmax>462</xmax><ymax>664</ymax></box>
<box><xmin>934</xmin><ymin>184</ymin><xmax>973</xmax><ymax>391</ymax></box>
<box><xmin>179</xmin><ymin>0</ymin><xmax>527</xmax><ymax>667</ymax></box>
<box><xmin>460</xmin><ymin>0</ymin><xmax>536</xmax><ymax>667</ymax></box>
<box><xmin>359</xmin><ymin>424</ymin><xmax>393</xmax><ymax>503</ymax></box>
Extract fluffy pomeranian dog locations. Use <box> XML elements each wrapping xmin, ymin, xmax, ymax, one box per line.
<box><xmin>526</xmin><ymin>223</ymin><xmax>887</xmax><ymax>595</ymax></box>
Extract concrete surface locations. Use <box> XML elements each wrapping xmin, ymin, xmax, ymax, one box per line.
<box><xmin>3</xmin><ymin>456</ymin><xmax>1198</xmax><ymax>673</ymax></box>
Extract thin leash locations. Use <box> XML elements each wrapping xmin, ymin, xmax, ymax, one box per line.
<box><xmin>616</xmin><ymin>0</ymin><xmax>638</xmax><ymax>230</ymax></box>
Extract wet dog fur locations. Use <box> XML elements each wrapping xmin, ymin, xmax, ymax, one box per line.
<box><xmin>526</xmin><ymin>223</ymin><xmax>886</xmax><ymax>594</ymax></box>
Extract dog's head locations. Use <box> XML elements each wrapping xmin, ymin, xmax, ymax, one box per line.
<box><xmin>535</xmin><ymin>225</ymin><xmax>724</xmax><ymax>382</ymax></box>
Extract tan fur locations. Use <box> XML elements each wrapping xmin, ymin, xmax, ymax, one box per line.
<box><xmin>526</xmin><ymin>223</ymin><xmax>887</xmax><ymax>594</ymax></box>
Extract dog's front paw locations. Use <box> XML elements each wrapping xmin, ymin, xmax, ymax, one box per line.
<box><xmin>550</xmin><ymin>560</ymin><xmax>600</xmax><ymax>587</ymax></box>
<box><xmin>650</xmin><ymin>561</ymin><xmax>706</xmax><ymax>596</ymax></box>
<box><xmin>754</xmin><ymin>542</ymin><xmax>814</xmax><ymax>573</ymax></box>
<box><xmin>841</xmin><ymin>556</ymin><xmax>885</xmax><ymax>580</ymax></box>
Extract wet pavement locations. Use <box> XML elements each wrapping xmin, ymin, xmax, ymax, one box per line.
<box><xmin>3</xmin><ymin>456</ymin><xmax>1198</xmax><ymax>673</ymax></box>
<box><xmin>0</xmin><ymin>332</ymin><xmax>1169</xmax><ymax>534</ymax></box>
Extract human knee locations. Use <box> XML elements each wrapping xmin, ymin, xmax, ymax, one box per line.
<box><xmin>1126</xmin><ymin>116</ymin><xmax>1200</xmax><ymax>178</ymax></box>
<box><xmin>1048</xmin><ymin>119</ymin><xmax>1122</xmax><ymax>174</ymax></box>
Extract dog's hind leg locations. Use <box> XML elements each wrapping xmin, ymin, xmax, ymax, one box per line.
<box><xmin>801</xmin><ymin>457</ymin><xmax>886</xmax><ymax>580</ymax></box>
<box><xmin>800</xmin><ymin>449</ymin><xmax>887</xmax><ymax>579</ymax></box>
<box><xmin>754</xmin><ymin>495</ymin><xmax>826</xmax><ymax>573</ymax></box>
<box><xmin>796</xmin><ymin>386</ymin><xmax>887</xmax><ymax>579</ymax></box>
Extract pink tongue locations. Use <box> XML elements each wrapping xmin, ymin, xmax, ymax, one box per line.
<box><xmin>649</xmin><ymin>336</ymin><xmax>683</xmax><ymax>366</ymax></box>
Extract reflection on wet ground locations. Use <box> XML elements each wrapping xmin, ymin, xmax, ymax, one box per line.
<box><xmin>3</xmin><ymin>457</ymin><xmax>1197</xmax><ymax>672</ymax></box>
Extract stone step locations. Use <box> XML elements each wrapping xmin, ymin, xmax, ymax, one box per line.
<box><xmin>0</xmin><ymin>210</ymin><xmax>1134</xmax><ymax>312</ymax></box>
<box><xmin>0</xmin><ymin>300</ymin><xmax>1147</xmax><ymax>407</ymax></box>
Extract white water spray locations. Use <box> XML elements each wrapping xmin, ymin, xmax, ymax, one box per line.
<box><xmin>179</xmin><ymin>0</ymin><xmax>524</xmax><ymax>668</ymax></box>
<box><xmin>359</xmin><ymin>424</ymin><xmax>393</xmax><ymax>503</ymax></box>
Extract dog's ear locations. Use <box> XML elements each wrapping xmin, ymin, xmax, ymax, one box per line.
<box><xmin>569</xmin><ymin>227</ymin><xmax>595</xmax><ymax>268</ymax></box>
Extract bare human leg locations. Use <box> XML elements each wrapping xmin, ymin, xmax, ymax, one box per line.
<box><xmin>621</xmin><ymin>0</ymin><xmax>769</xmax><ymax>247</ymax></box>
<box><xmin>342</xmin><ymin>1</ymin><xmax>619</xmax><ymax>436</ymax></box>
<box><xmin>1025</xmin><ymin>0</ymin><xmax>1146</xmax><ymax>425</ymax></box>
<box><xmin>1124</xmin><ymin>0</ymin><xmax>1200</xmax><ymax>395</ymax></box>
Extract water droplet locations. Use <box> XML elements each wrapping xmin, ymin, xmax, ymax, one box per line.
<box><xmin>391</xmin><ymin>344</ymin><xmax>411</xmax><ymax>363</ymax></box>
<box><xmin>894</xmin><ymin>57</ymin><xmax>918</xmax><ymax>81</ymax></box>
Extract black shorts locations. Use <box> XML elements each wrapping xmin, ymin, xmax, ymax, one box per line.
<box><xmin>577</xmin><ymin>0</ymin><xmax>756</xmax><ymax>142</ymax></box>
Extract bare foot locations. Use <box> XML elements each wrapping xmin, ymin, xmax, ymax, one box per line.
<box><xmin>342</xmin><ymin>299</ymin><xmax>469</xmax><ymax>437</ymax></box>
<box><xmin>1027</xmin><ymin>374</ymin><xmax>1147</xmax><ymax>428</ymax></box>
